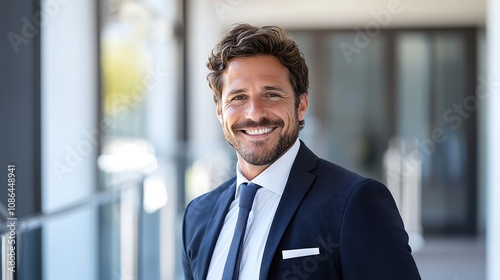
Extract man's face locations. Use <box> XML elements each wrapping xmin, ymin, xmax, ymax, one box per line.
<box><xmin>217</xmin><ymin>55</ymin><xmax>308</xmax><ymax>169</ymax></box>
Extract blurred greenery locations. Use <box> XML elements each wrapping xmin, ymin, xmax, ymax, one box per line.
<box><xmin>101</xmin><ymin>38</ymin><xmax>150</xmax><ymax>116</ymax></box>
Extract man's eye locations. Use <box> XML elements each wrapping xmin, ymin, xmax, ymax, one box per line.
<box><xmin>268</xmin><ymin>93</ymin><xmax>280</xmax><ymax>98</ymax></box>
<box><xmin>232</xmin><ymin>95</ymin><xmax>245</xmax><ymax>101</ymax></box>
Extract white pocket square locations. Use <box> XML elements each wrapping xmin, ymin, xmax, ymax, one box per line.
<box><xmin>282</xmin><ymin>247</ymin><xmax>320</xmax><ymax>260</ymax></box>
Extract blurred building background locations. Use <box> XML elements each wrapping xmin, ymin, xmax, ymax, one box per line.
<box><xmin>1</xmin><ymin>0</ymin><xmax>500</xmax><ymax>279</ymax></box>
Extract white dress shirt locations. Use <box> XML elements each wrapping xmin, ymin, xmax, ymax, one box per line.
<box><xmin>206</xmin><ymin>139</ymin><xmax>301</xmax><ymax>280</ymax></box>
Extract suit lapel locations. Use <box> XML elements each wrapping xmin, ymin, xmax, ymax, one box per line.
<box><xmin>259</xmin><ymin>142</ymin><xmax>318</xmax><ymax>279</ymax></box>
<box><xmin>197</xmin><ymin>180</ymin><xmax>236</xmax><ymax>279</ymax></box>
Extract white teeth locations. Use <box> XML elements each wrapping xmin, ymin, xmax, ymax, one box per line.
<box><xmin>246</xmin><ymin>128</ymin><xmax>273</xmax><ymax>135</ymax></box>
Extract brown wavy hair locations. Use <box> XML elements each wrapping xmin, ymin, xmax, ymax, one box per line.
<box><xmin>207</xmin><ymin>23</ymin><xmax>309</xmax><ymax>127</ymax></box>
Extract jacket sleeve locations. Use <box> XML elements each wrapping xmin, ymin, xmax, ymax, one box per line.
<box><xmin>339</xmin><ymin>179</ymin><xmax>421</xmax><ymax>280</ymax></box>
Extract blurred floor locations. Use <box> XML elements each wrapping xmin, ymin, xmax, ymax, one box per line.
<box><xmin>413</xmin><ymin>237</ymin><xmax>485</xmax><ymax>280</ymax></box>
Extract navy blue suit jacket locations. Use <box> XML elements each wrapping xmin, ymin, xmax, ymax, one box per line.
<box><xmin>182</xmin><ymin>141</ymin><xmax>421</xmax><ymax>279</ymax></box>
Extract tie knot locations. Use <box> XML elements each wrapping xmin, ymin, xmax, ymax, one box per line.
<box><xmin>239</xmin><ymin>182</ymin><xmax>261</xmax><ymax>210</ymax></box>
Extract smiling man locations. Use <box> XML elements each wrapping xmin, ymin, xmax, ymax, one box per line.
<box><xmin>218</xmin><ymin>54</ymin><xmax>307</xmax><ymax>180</ymax></box>
<box><xmin>182</xmin><ymin>23</ymin><xmax>421</xmax><ymax>280</ymax></box>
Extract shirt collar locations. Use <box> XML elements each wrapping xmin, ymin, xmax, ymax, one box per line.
<box><xmin>235</xmin><ymin>138</ymin><xmax>301</xmax><ymax>197</ymax></box>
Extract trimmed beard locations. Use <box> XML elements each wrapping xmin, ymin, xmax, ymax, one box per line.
<box><xmin>223</xmin><ymin>116</ymin><xmax>300</xmax><ymax>166</ymax></box>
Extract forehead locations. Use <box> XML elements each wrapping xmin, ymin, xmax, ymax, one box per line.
<box><xmin>222</xmin><ymin>55</ymin><xmax>291</xmax><ymax>92</ymax></box>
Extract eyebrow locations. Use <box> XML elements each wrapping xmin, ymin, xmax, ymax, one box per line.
<box><xmin>262</xmin><ymin>85</ymin><xmax>285</xmax><ymax>92</ymax></box>
<box><xmin>226</xmin><ymin>85</ymin><xmax>285</xmax><ymax>96</ymax></box>
<box><xmin>226</xmin><ymin>88</ymin><xmax>247</xmax><ymax>96</ymax></box>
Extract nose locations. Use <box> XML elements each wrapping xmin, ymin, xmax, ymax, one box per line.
<box><xmin>245</xmin><ymin>96</ymin><xmax>266</xmax><ymax>120</ymax></box>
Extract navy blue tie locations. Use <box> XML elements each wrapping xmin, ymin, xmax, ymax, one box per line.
<box><xmin>222</xmin><ymin>182</ymin><xmax>261</xmax><ymax>280</ymax></box>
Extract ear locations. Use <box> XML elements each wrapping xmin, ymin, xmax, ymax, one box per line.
<box><xmin>298</xmin><ymin>93</ymin><xmax>309</xmax><ymax>121</ymax></box>
<box><xmin>216</xmin><ymin>103</ymin><xmax>222</xmax><ymax>124</ymax></box>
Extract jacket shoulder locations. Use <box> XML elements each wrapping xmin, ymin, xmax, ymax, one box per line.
<box><xmin>184</xmin><ymin>177</ymin><xmax>236</xmax><ymax>220</ymax></box>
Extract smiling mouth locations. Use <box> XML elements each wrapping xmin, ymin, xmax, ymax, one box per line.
<box><xmin>244</xmin><ymin>127</ymin><xmax>274</xmax><ymax>135</ymax></box>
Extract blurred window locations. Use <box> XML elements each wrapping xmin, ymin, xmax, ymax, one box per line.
<box><xmin>98</xmin><ymin>0</ymin><xmax>180</xmax><ymax>279</ymax></box>
<box><xmin>291</xmin><ymin>28</ymin><xmax>481</xmax><ymax>235</ymax></box>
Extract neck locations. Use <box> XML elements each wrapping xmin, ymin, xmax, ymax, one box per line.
<box><xmin>237</xmin><ymin>160</ymin><xmax>270</xmax><ymax>181</ymax></box>
<box><xmin>236</xmin><ymin>140</ymin><xmax>297</xmax><ymax>180</ymax></box>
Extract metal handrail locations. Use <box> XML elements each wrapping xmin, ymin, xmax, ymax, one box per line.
<box><xmin>0</xmin><ymin>177</ymin><xmax>143</xmax><ymax>234</ymax></box>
